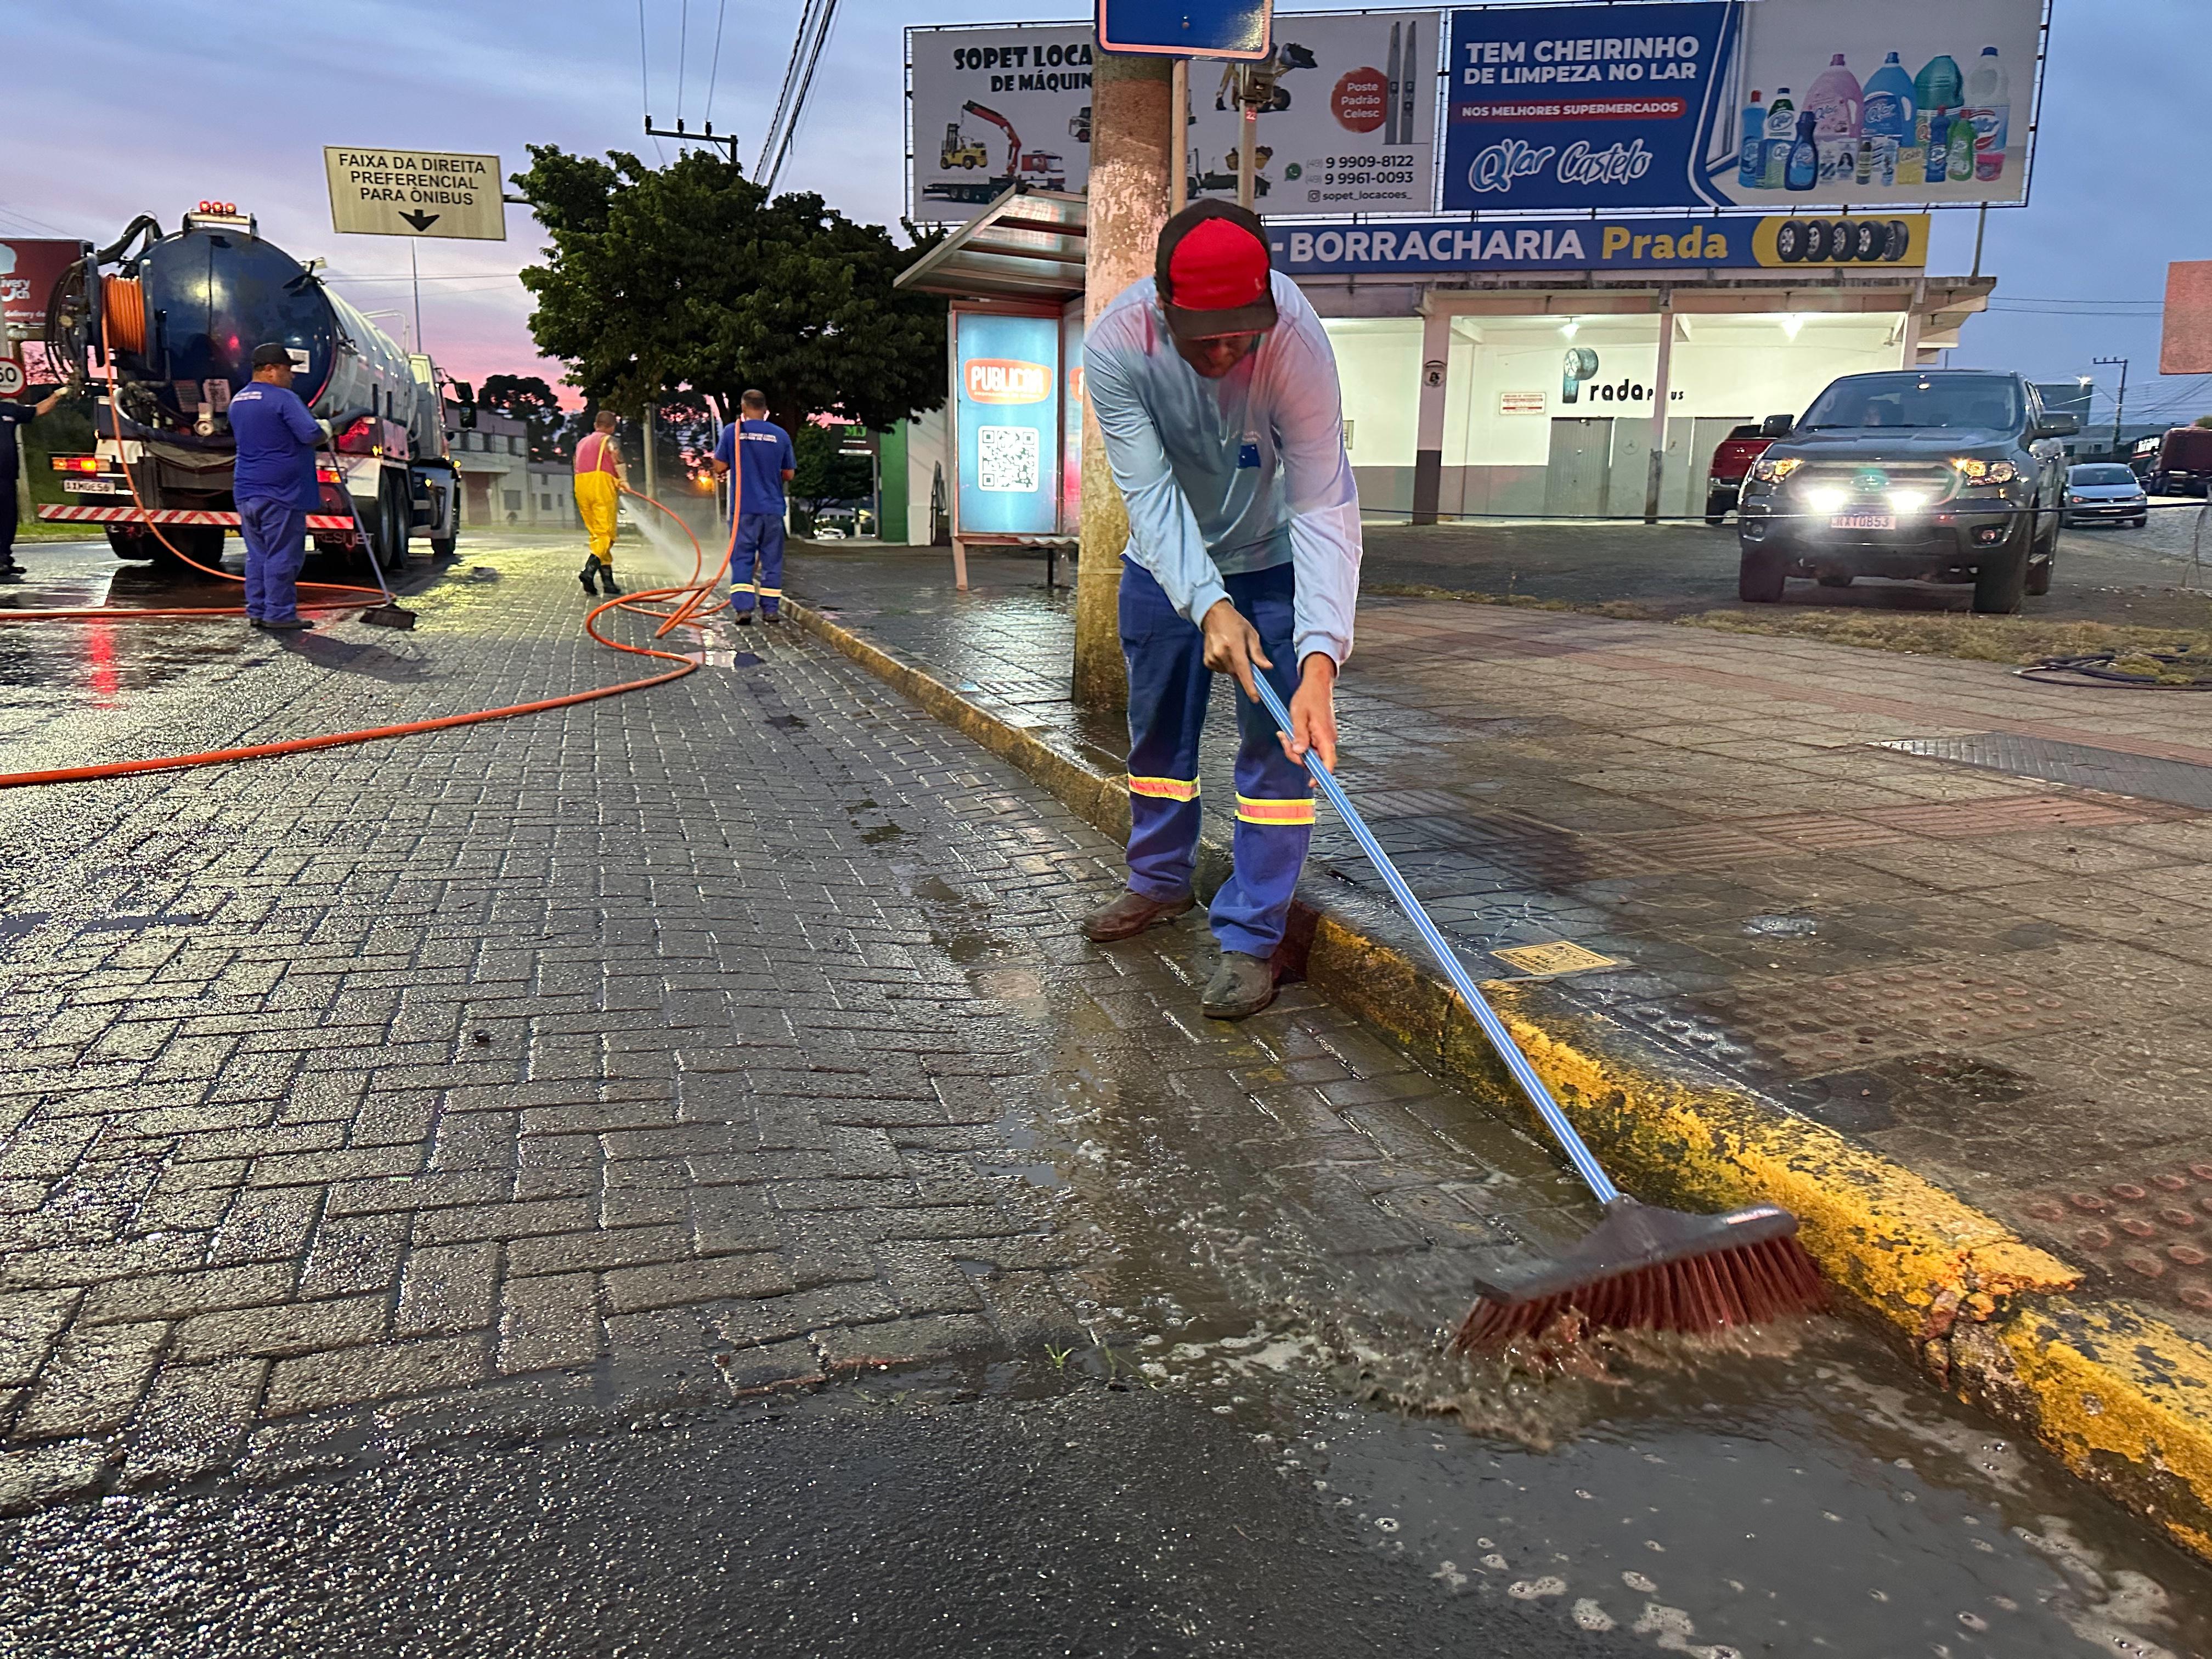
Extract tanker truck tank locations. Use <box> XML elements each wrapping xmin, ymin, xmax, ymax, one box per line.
<box><xmin>43</xmin><ymin>206</ymin><xmax>461</xmax><ymax>572</ymax></box>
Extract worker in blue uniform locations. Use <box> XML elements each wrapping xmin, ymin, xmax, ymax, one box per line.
<box><xmin>710</xmin><ymin>388</ymin><xmax>797</xmax><ymax>625</ymax></box>
<box><xmin>1081</xmin><ymin>200</ymin><xmax>1362</xmax><ymax>1021</ymax></box>
<box><xmin>230</xmin><ymin>343</ymin><xmax>335</xmax><ymax>631</ymax></box>
<box><xmin>0</xmin><ymin>381</ymin><xmax>68</xmax><ymax>582</ymax></box>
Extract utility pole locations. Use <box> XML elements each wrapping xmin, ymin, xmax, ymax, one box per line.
<box><xmin>1074</xmin><ymin>46</ymin><xmax>1174</xmax><ymax>708</ymax></box>
<box><xmin>2095</xmin><ymin>356</ymin><xmax>2129</xmax><ymax>459</ymax></box>
<box><xmin>1170</xmin><ymin>59</ymin><xmax>1189</xmax><ymax>216</ymax></box>
<box><xmin>642</xmin><ymin>402</ymin><xmax>659</xmax><ymax>504</ymax></box>
<box><xmin>1235</xmin><ymin>63</ymin><xmax>1260</xmax><ymax>208</ymax></box>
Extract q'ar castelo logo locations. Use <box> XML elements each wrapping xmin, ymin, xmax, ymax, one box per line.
<box><xmin>964</xmin><ymin>358</ymin><xmax>1053</xmax><ymax>404</ymax></box>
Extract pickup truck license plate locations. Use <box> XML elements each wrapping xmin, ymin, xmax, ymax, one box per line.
<box><xmin>1830</xmin><ymin>511</ymin><xmax>1893</xmax><ymax>531</ymax></box>
<box><xmin>61</xmin><ymin>478</ymin><xmax>122</xmax><ymax>494</ymax></box>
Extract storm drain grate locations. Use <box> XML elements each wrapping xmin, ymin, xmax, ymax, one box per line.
<box><xmin>1878</xmin><ymin>733</ymin><xmax>2212</xmax><ymax>812</ymax></box>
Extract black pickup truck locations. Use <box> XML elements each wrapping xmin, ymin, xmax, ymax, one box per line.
<box><xmin>1734</xmin><ymin>370</ymin><xmax>2079</xmax><ymax>614</ymax></box>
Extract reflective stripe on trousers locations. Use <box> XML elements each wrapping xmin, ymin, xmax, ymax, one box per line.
<box><xmin>1119</xmin><ymin>556</ymin><xmax>1312</xmax><ymax>959</ymax></box>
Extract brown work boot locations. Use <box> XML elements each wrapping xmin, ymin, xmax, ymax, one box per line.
<box><xmin>1082</xmin><ymin>888</ymin><xmax>1195</xmax><ymax>943</ymax></box>
<box><xmin>1201</xmin><ymin>950</ymin><xmax>1277</xmax><ymax>1020</ymax></box>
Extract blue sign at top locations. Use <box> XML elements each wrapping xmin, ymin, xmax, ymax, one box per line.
<box><xmin>1096</xmin><ymin>0</ymin><xmax>1272</xmax><ymax>61</ymax></box>
<box><xmin>1441</xmin><ymin>2</ymin><xmax>1739</xmax><ymax>211</ymax></box>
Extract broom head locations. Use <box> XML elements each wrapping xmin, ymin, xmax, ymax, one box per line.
<box><xmin>358</xmin><ymin>603</ymin><xmax>418</xmax><ymax>630</ymax></box>
<box><xmin>1452</xmin><ymin>1197</ymin><xmax>1824</xmax><ymax>1351</ymax></box>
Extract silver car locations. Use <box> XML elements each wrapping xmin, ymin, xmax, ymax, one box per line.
<box><xmin>2062</xmin><ymin>462</ymin><xmax>2149</xmax><ymax>528</ymax></box>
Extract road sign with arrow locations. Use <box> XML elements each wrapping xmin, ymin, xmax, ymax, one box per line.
<box><xmin>323</xmin><ymin>148</ymin><xmax>506</xmax><ymax>240</ymax></box>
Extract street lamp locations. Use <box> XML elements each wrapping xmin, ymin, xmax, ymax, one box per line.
<box><xmin>2094</xmin><ymin>356</ymin><xmax>2129</xmax><ymax>459</ymax></box>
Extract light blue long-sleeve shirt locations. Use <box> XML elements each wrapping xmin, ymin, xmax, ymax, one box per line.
<box><xmin>1086</xmin><ymin>271</ymin><xmax>1362</xmax><ymax>666</ymax></box>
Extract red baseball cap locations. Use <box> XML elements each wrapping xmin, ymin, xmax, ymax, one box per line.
<box><xmin>1155</xmin><ymin>201</ymin><xmax>1278</xmax><ymax>342</ymax></box>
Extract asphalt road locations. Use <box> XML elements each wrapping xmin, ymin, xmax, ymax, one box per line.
<box><xmin>1362</xmin><ymin>501</ymin><xmax>2212</xmax><ymax>627</ymax></box>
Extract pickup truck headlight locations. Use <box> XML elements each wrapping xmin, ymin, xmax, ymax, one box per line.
<box><xmin>1751</xmin><ymin>457</ymin><xmax>1802</xmax><ymax>484</ymax></box>
<box><xmin>1951</xmin><ymin>458</ymin><xmax>2018</xmax><ymax>484</ymax></box>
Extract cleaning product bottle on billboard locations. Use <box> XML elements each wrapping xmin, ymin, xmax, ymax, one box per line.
<box><xmin>1762</xmin><ymin>88</ymin><xmax>1795</xmax><ymax>189</ymax></box>
<box><xmin>1806</xmin><ymin>53</ymin><xmax>1863</xmax><ymax>183</ymax></box>
<box><xmin>1926</xmin><ymin>109</ymin><xmax>1950</xmax><ymax>183</ymax></box>
<box><xmin>1739</xmin><ymin>91</ymin><xmax>1765</xmax><ymax>188</ymax></box>
<box><xmin>1786</xmin><ymin>109</ymin><xmax>1820</xmax><ymax>192</ymax></box>
<box><xmin>1862</xmin><ymin>51</ymin><xmax>1917</xmax><ymax>184</ymax></box>
<box><xmin>1947</xmin><ymin>104</ymin><xmax>1977</xmax><ymax>185</ymax></box>
<box><xmin>1964</xmin><ymin>45</ymin><xmax>2010</xmax><ymax>181</ymax></box>
<box><xmin>1914</xmin><ymin>53</ymin><xmax>1962</xmax><ymax>166</ymax></box>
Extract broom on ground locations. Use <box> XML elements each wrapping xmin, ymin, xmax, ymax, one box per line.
<box><xmin>1249</xmin><ymin>674</ymin><xmax>1825</xmax><ymax>1350</ymax></box>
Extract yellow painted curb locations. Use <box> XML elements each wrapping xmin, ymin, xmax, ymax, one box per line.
<box><xmin>1302</xmin><ymin>911</ymin><xmax>2080</xmax><ymax>1342</ymax></box>
<box><xmin>1954</xmin><ymin>1299</ymin><xmax>2212</xmax><ymax>1559</ymax></box>
<box><xmin>786</xmin><ymin>593</ymin><xmax>2212</xmax><ymax>1563</ymax></box>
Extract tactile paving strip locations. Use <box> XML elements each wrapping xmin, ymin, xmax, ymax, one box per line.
<box><xmin>2022</xmin><ymin>1164</ymin><xmax>2212</xmax><ymax>1313</ymax></box>
<box><xmin>1881</xmin><ymin>733</ymin><xmax>2212</xmax><ymax>813</ymax></box>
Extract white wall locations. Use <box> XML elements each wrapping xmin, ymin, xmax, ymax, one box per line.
<box><xmin>1101</xmin><ymin>304</ymin><xmax>1917</xmax><ymax>524</ymax></box>
<box><xmin>904</xmin><ymin>406</ymin><xmax>951</xmax><ymax>546</ymax></box>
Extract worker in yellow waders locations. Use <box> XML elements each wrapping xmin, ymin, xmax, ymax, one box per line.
<box><xmin>573</xmin><ymin>409</ymin><xmax>625</xmax><ymax>596</ymax></box>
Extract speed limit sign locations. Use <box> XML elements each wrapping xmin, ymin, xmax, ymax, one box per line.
<box><xmin>0</xmin><ymin>358</ymin><xmax>21</xmax><ymax>398</ymax></box>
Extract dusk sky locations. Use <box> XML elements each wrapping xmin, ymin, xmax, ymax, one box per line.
<box><xmin>8</xmin><ymin>1</ymin><xmax>2205</xmax><ymax>430</ymax></box>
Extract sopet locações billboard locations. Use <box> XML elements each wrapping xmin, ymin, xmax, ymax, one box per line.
<box><xmin>1440</xmin><ymin>0</ymin><xmax>2044</xmax><ymax>213</ymax></box>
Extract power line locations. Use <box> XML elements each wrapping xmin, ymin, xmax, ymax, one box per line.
<box><xmin>677</xmin><ymin>0</ymin><xmax>689</xmax><ymax>122</ymax></box>
<box><xmin>637</xmin><ymin>0</ymin><xmax>667</xmax><ymax>163</ymax></box>
<box><xmin>706</xmin><ymin>0</ymin><xmax>728</xmax><ymax>130</ymax></box>
<box><xmin>759</xmin><ymin>0</ymin><xmax>843</xmax><ymax>191</ymax></box>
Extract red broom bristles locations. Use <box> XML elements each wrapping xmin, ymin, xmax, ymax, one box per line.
<box><xmin>1451</xmin><ymin>1234</ymin><xmax>1826</xmax><ymax>1352</ymax></box>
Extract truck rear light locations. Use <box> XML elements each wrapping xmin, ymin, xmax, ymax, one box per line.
<box><xmin>51</xmin><ymin>456</ymin><xmax>105</xmax><ymax>473</ymax></box>
<box><xmin>316</xmin><ymin>467</ymin><xmax>344</xmax><ymax>485</ymax></box>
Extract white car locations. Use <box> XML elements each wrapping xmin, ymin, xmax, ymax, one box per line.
<box><xmin>811</xmin><ymin>524</ymin><xmax>848</xmax><ymax>540</ymax></box>
<box><xmin>2062</xmin><ymin>463</ymin><xmax>2149</xmax><ymax>528</ymax></box>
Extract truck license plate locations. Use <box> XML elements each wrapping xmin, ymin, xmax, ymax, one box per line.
<box><xmin>61</xmin><ymin>478</ymin><xmax>121</xmax><ymax>494</ymax></box>
<box><xmin>1830</xmin><ymin>511</ymin><xmax>1893</xmax><ymax>531</ymax></box>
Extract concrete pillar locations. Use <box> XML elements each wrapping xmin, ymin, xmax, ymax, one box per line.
<box><xmin>1641</xmin><ymin>296</ymin><xmax>1675</xmax><ymax>525</ymax></box>
<box><xmin>1074</xmin><ymin>48</ymin><xmax>1173</xmax><ymax>710</ymax></box>
<box><xmin>1412</xmin><ymin>304</ymin><xmax>1451</xmax><ymax>526</ymax></box>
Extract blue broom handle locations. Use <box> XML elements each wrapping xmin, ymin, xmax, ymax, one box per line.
<box><xmin>1250</xmin><ymin>674</ymin><xmax>1622</xmax><ymax>1205</ymax></box>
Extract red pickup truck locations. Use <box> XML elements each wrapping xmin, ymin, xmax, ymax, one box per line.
<box><xmin>1705</xmin><ymin>416</ymin><xmax>1796</xmax><ymax>524</ymax></box>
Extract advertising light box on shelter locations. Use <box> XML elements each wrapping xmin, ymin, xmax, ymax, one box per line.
<box><xmin>954</xmin><ymin>312</ymin><xmax>1061</xmax><ymax>537</ymax></box>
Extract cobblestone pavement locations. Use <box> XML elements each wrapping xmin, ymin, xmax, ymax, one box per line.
<box><xmin>789</xmin><ymin>544</ymin><xmax>2212</xmax><ymax>1344</ymax></box>
<box><xmin>7</xmin><ymin>539</ymin><xmax>2212</xmax><ymax>1656</ymax></box>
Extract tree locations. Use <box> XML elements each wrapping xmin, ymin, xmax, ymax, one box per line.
<box><xmin>512</xmin><ymin>146</ymin><xmax>946</xmax><ymax>443</ymax></box>
<box><xmin>478</xmin><ymin>374</ymin><xmax>566</xmax><ymax>462</ymax></box>
<box><xmin>787</xmin><ymin>422</ymin><xmax>875</xmax><ymax>533</ymax></box>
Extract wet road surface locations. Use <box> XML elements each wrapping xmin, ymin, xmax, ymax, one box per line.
<box><xmin>1362</xmin><ymin>505</ymin><xmax>2212</xmax><ymax>628</ymax></box>
<box><xmin>1</xmin><ymin>538</ymin><xmax>2209</xmax><ymax>1657</ymax></box>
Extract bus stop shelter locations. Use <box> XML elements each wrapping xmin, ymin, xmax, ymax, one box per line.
<box><xmin>896</xmin><ymin>187</ymin><xmax>1088</xmax><ymax>590</ymax></box>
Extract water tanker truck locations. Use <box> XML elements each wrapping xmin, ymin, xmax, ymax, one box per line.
<box><xmin>39</xmin><ymin>203</ymin><xmax>460</xmax><ymax>571</ymax></box>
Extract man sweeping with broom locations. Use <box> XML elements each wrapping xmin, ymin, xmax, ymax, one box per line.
<box><xmin>1085</xmin><ymin>205</ymin><xmax>1824</xmax><ymax>1346</ymax></box>
<box><xmin>1080</xmin><ymin>200</ymin><xmax>1361</xmax><ymax>1022</ymax></box>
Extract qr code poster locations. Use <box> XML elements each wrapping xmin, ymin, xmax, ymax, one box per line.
<box><xmin>977</xmin><ymin>425</ymin><xmax>1041</xmax><ymax>494</ymax></box>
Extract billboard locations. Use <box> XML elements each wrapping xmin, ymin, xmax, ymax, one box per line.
<box><xmin>909</xmin><ymin>13</ymin><xmax>1438</xmax><ymax>222</ymax></box>
<box><xmin>0</xmin><ymin>238</ymin><xmax>86</xmax><ymax>338</ymax></box>
<box><xmin>1273</xmin><ymin>211</ymin><xmax>1928</xmax><ymax>276</ymax></box>
<box><xmin>2163</xmin><ymin>262</ymin><xmax>2212</xmax><ymax>377</ymax></box>
<box><xmin>954</xmin><ymin>311</ymin><xmax>1062</xmax><ymax>536</ymax></box>
<box><xmin>1441</xmin><ymin>0</ymin><xmax>2045</xmax><ymax>213</ymax></box>
<box><xmin>1182</xmin><ymin>10</ymin><xmax>1440</xmax><ymax>216</ymax></box>
<box><xmin>909</xmin><ymin>24</ymin><xmax>1096</xmax><ymax>223</ymax></box>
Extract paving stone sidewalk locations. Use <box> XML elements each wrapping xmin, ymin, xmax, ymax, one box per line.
<box><xmin>787</xmin><ymin>544</ymin><xmax>2212</xmax><ymax>1343</ymax></box>
<box><xmin>0</xmin><ymin>543</ymin><xmax>1584</xmax><ymax>1514</ymax></box>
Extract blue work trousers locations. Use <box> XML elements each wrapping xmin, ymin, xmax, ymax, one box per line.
<box><xmin>729</xmin><ymin>513</ymin><xmax>786</xmax><ymax>616</ymax></box>
<box><xmin>1119</xmin><ymin>556</ymin><xmax>1313</xmax><ymax>960</ymax></box>
<box><xmin>238</xmin><ymin>497</ymin><xmax>308</xmax><ymax>622</ymax></box>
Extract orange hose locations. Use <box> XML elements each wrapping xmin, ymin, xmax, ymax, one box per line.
<box><xmin>102</xmin><ymin>276</ymin><xmax>146</xmax><ymax>355</ymax></box>
<box><xmin>0</xmin><ymin>398</ymin><xmax>731</xmax><ymax>789</ymax></box>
